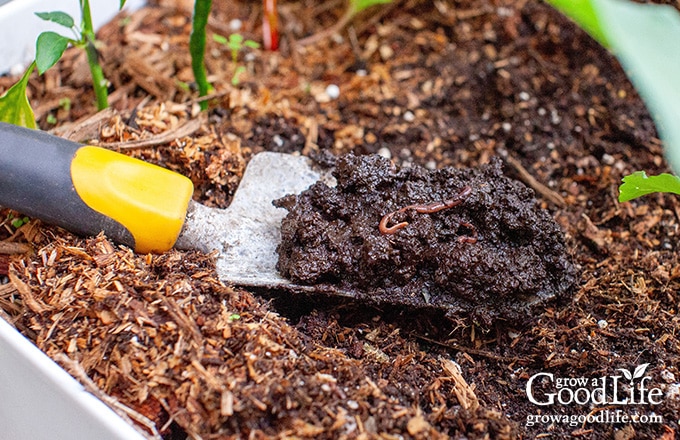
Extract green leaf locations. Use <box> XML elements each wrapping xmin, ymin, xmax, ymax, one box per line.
<box><xmin>546</xmin><ymin>0</ymin><xmax>680</xmax><ymax>176</ymax></box>
<box><xmin>544</xmin><ymin>0</ymin><xmax>608</xmax><ymax>46</ymax></box>
<box><xmin>35</xmin><ymin>11</ymin><xmax>75</xmax><ymax>29</ymax></box>
<box><xmin>618</xmin><ymin>171</ymin><xmax>680</xmax><ymax>202</ymax></box>
<box><xmin>244</xmin><ymin>40</ymin><xmax>260</xmax><ymax>49</ymax></box>
<box><xmin>35</xmin><ymin>31</ymin><xmax>70</xmax><ymax>74</ymax></box>
<box><xmin>350</xmin><ymin>0</ymin><xmax>393</xmax><ymax>15</ymax></box>
<box><xmin>11</xmin><ymin>217</ymin><xmax>29</xmax><ymax>229</ymax></box>
<box><xmin>212</xmin><ymin>33</ymin><xmax>228</xmax><ymax>45</ymax></box>
<box><xmin>175</xmin><ymin>80</ymin><xmax>191</xmax><ymax>92</ymax></box>
<box><xmin>59</xmin><ymin>97</ymin><xmax>72</xmax><ymax>111</ymax></box>
<box><xmin>0</xmin><ymin>62</ymin><xmax>37</xmax><ymax>129</ymax></box>
<box><xmin>120</xmin><ymin>0</ymin><xmax>127</xmax><ymax>9</ymax></box>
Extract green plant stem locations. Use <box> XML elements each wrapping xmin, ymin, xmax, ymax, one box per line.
<box><xmin>190</xmin><ymin>0</ymin><xmax>213</xmax><ymax>110</ymax></box>
<box><xmin>80</xmin><ymin>0</ymin><xmax>108</xmax><ymax>110</ymax></box>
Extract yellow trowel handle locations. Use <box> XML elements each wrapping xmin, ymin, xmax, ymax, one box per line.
<box><xmin>0</xmin><ymin>122</ymin><xmax>193</xmax><ymax>253</ymax></box>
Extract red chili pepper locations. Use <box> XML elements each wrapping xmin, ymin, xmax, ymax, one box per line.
<box><xmin>263</xmin><ymin>0</ymin><xmax>279</xmax><ymax>51</ymax></box>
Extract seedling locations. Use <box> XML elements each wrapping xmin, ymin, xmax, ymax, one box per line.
<box><xmin>213</xmin><ymin>33</ymin><xmax>260</xmax><ymax>86</ymax></box>
<box><xmin>6</xmin><ymin>213</ymin><xmax>30</xmax><ymax>229</ymax></box>
<box><xmin>34</xmin><ymin>2</ymin><xmax>126</xmax><ymax>110</ymax></box>
<box><xmin>59</xmin><ymin>97</ymin><xmax>72</xmax><ymax>112</ymax></box>
<box><xmin>45</xmin><ymin>98</ymin><xmax>72</xmax><ymax>125</ymax></box>
<box><xmin>546</xmin><ymin>0</ymin><xmax>680</xmax><ymax>202</ymax></box>
<box><xmin>190</xmin><ymin>1</ymin><xmax>262</xmax><ymax>107</ymax></box>
<box><xmin>0</xmin><ymin>1</ymin><xmax>127</xmax><ymax>126</ymax></box>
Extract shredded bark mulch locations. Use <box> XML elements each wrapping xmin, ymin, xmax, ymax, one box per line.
<box><xmin>2</xmin><ymin>0</ymin><xmax>680</xmax><ymax>438</ymax></box>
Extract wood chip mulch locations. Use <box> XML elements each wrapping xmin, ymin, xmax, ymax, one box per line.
<box><xmin>1</xmin><ymin>228</ymin><xmax>513</xmax><ymax>439</ymax></box>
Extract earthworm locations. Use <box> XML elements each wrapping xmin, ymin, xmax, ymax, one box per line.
<box><xmin>378</xmin><ymin>211</ymin><xmax>409</xmax><ymax>235</ymax></box>
<box><xmin>379</xmin><ymin>185</ymin><xmax>475</xmax><ymax>238</ymax></box>
<box><xmin>457</xmin><ymin>221</ymin><xmax>478</xmax><ymax>244</ymax></box>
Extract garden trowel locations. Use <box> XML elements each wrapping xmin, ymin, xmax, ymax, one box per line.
<box><xmin>0</xmin><ymin>121</ymin><xmax>335</xmax><ymax>293</ymax></box>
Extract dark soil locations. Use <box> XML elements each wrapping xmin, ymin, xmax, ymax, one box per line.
<box><xmin>2</xmin><ymin>0</ymin><xmax>680</xmax><ymax>439</ymax></box>
<box><xmin>275</xmin><ymin>153</ymin><xmax>576</xmax><ymax>326</ymax></box>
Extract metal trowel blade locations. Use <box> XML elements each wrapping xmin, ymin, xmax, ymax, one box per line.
<box><xmin>174</xmin><ymin>152</ymin><xmax>345</xmax><ymax>295</ymax></box>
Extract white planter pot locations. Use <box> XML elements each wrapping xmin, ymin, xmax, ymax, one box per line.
<box><xmin>0</xmin><ymin>318</ymin><xmax>147</xmax><ymax>439</ymax></box>
<box><xmin>0</xmin><ymin>2</ymin><xmax>148</xmax><ymax>437</ymax></box>
<box><xmin>0</xmin><ymin>0</ymin><xmax>146</xmax><ymax>75</ymax></box>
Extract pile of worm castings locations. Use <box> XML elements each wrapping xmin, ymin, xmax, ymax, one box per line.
<box><xmin>275</xmin><ymin>154</ymin><xmax>576</xmax><ymax>323</ymax></box>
